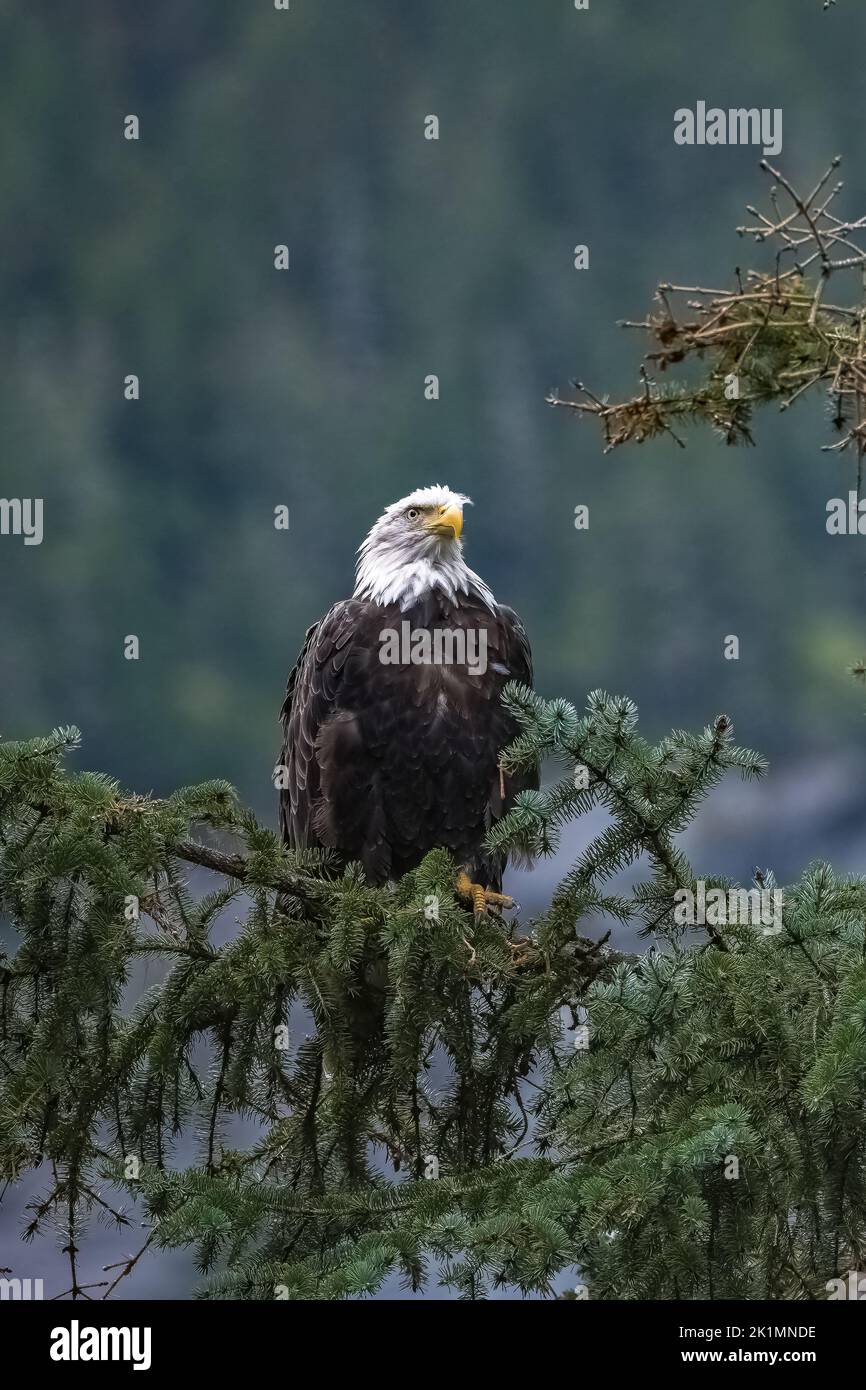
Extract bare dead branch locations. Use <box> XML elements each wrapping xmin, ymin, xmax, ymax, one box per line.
<box><xmin>549</xmin><ymin>158</ymin><xmax>866</xmax><ymax>479</ymax></box>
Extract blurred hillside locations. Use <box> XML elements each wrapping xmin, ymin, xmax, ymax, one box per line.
<box><xmin>4</xmin><ymin>0</ymin><xmax>866</xmax><ymax>1302</ymax></box>
<box><xmin>2</xmin><ymin>0</ymin><xmax>866</xmax><ymax>820</ymax></box>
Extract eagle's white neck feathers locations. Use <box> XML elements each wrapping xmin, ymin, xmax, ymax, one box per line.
<box><xmin>353</xmin><ymin>485</ymin><xmax>497</xmax><ymax>613</ymax></box>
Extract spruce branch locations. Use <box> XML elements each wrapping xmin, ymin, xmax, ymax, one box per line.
<box><xmin>548</xmin><ymin>159</ymin><xmax>866</xmax><ymax>483</ymax></box>
<box><xmin>1</xmin><ymin>709</ymin><xmax>862</xmax><ymax>1301</ymax></box>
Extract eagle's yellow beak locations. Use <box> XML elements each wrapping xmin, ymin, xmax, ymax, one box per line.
<box><xmin>426</xmin><ymin>503</ymin><xmax>463</xmax><ymax>540</ymax></box>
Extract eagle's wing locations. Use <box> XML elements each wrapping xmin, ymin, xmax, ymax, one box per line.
<box><xmin>277</xmin><ymin>598</ymin><xmax>365</xmax><ymax>849</ymax></box>
<box><xmin>496</xmin><ymin>602</ymin><xmax>533</xmax><ymax>689</ymax></box>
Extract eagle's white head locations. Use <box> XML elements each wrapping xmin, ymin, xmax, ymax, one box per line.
<box><xmin>354</xmin><ymin>484</ymin><xmax>497</xmax><ymax>612</ymax></box>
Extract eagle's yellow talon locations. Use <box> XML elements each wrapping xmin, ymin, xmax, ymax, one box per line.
<box><xmin>455</xmin><ymin>870</ymin><xmax>514</xmax><ymax>917</ymax></box>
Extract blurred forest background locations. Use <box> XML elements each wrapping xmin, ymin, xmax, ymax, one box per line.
<box><xmin>2</xmin><ymin>0</ymin><xmax>866</xmax><ymax>1295</ymax></box>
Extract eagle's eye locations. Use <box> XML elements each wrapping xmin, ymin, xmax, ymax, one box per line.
<box><xmin>406</xmin><ymin>508</ymin><xmax>420</xmax><ymax>520</ymax></box>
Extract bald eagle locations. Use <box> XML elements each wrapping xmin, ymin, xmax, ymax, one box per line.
<box><xmin>278</xmin><ymin>486</ymin><xmax>537</xmax><ymax>911</ymax></box>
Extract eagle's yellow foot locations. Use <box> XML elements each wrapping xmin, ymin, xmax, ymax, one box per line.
<box><xmin>455</xmin><ymin>870</ymin><xmax>514</xmax><ymax>918</ymax></box>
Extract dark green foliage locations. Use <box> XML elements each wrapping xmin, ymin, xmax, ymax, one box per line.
<box><xmin>1</xmin><ymin>696</ymin><xmax>864</xmax><ymax>1299</ymax></box>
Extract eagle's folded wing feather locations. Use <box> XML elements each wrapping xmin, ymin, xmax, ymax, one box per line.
<box><xmin>278</xmin><ymin>598</ymin><xmax>364</xmax><ymax>849</ymax></box>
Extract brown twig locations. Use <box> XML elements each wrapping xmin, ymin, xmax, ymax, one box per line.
<box><xmin>548</xmin><ymin>158</ymin><xmax>866</xmax><ymax>482</ymax></box>
<box><xmin>101</xmin><ymin>1231</ymin><xmax>156</xmax><ymax>1300</ymax></box>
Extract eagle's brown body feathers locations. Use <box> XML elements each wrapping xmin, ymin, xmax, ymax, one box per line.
<box><xmin>278</xmin><ymin>587</ymin><xmax>536</xmax><ymax>888</ymax></box>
